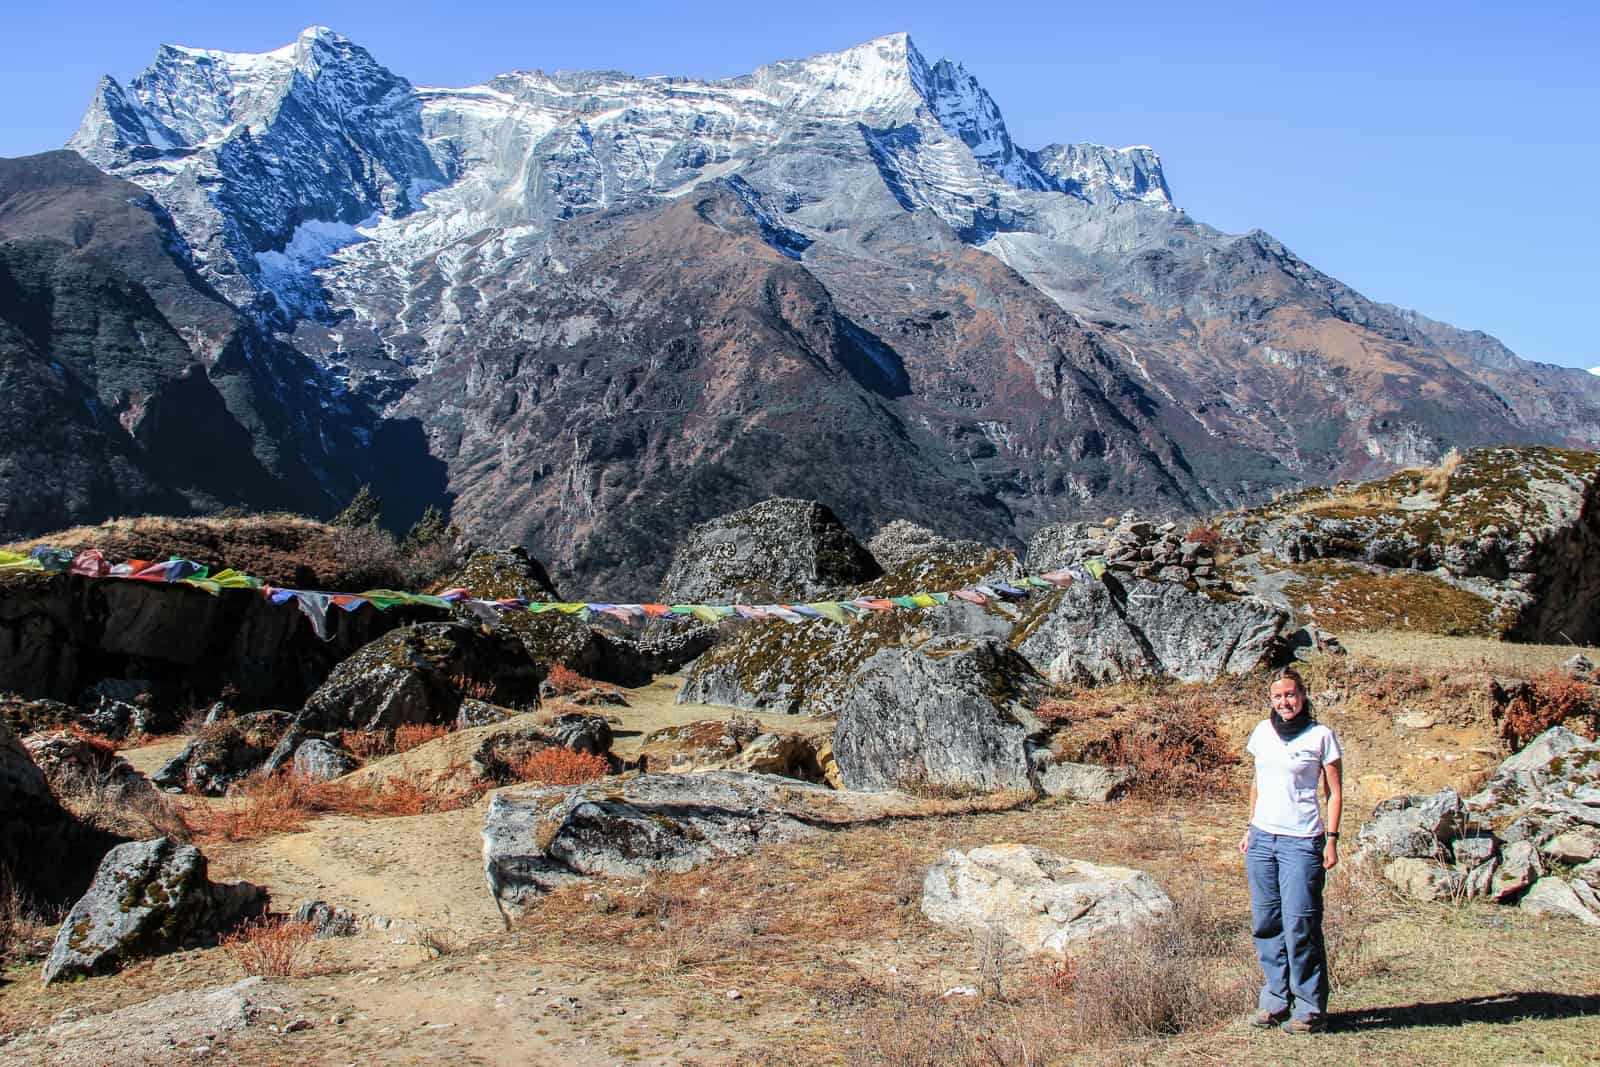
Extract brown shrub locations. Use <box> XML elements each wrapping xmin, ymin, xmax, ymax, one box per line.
<box><xmin>1491</xmin><ymin>673</ymin><xmax>1600</xmax><ymax>749</ymax></box>
<box><xmin>513</xmin><ymin>747</ymin><xmax>609</xmax><ymax>786</ymax></box>
<box><xmin>1033</xmin><ymin>698</ymin><xmax>1074</xmax><ymax>726</ymax></box>
<box><xmin>221</xmin><ymin>916</ymin><xmax>316</xmax><ymax>977</ymax></box>
<box><xmin>337</xmin><ymin>728</ymin><xmax>395</xmax><ymax>763</ymax></box>
<box><xmin>187</xmin><ymin>771</ymin><xmax>480</xmax><ymax>843</ymax></box>
<box><xmin>393</xmin><ymin>722</ymin><xmax>451</xmax><ymax>754</ymax></box>
<box><xmin>1184</xmin><ymin>524</ymin><xmax>1223</xmax><ymax>549</ymax></box>
<box><xmin>449</xmin><ymin>673</ymin><xmax>498</xmax><ymax>702</ymax></box>
<box><xmin>1088</xmin><ymin>698</ymin><xmax>1237</xmax><ymax>799</ymax></box>
<box><xmin>544</xmin><ymin>664</ymin><xmax>598</xmax><ymax>696</ymax></box>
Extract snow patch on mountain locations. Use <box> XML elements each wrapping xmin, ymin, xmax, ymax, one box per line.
<box><xmin>255</xmin><ymin>216</ymin><xmax>375</xmax><ymax>316</ymax></box>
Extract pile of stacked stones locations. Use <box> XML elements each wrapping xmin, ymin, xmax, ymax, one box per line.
<box><xmin>1101</xmin><ymin>517</ymin><xmax>1221</xmax><ymax>587</ymax></box>
<box><xmin>1030</xmin><ymin>512</ymin><xmax>1225</xmax><ymax>590</ymax></box>
<box><xmin>1359</xmin><ymin>725</ymin><xmax>1600</xmax><ymax>925</ymax></box>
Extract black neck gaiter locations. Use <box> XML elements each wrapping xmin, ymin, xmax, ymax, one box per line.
<box><xmin>1271</xmin><ymin>709</ymin><xmax>1314</xmax><ymax>741</ymax></box>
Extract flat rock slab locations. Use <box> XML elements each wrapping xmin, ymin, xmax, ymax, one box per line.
<box><xmin>5</xmin><ymin>977</ymin><xmax>280</xmax><ymax>1065</ymax></box>
<box><xmin>921</xmin><ymin>843</ymin><xmax>1172</xmax><ymax>956</ymax></box>
<box><xmin>483</xmin><ymin>771</ymin><xmax>981</xmax><ymax>917</ymax></box>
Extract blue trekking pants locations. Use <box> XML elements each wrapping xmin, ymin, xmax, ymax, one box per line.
<box><xmin>1245</xmin><ymin>828</ymin><xmax>1328</xmax><ymax>1020</ymax></box>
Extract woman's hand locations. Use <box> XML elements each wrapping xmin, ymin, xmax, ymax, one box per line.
<box><xmin>1238</xmin><ymin>830</ymin><xmax>1250</xmax><ymax>856</ymax></box>
<box><xmin>1324</xmin><ymin>836</ymin><xmax>1339</xmax><ymax>871</ymax></box>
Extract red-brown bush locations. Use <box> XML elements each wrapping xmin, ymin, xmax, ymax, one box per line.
<box><xmin>221</xmin><ymin>916</ymin><xmax>315</xmax><ymax>977</ymax></box>
<box><xmin>544</xmin><ymin>664</ymin><xmax>599</xmax><ymax>696</ymax></box>
<box><xmin>513</xmin><ymin>747</ymin><xmax>609</xmax><ymax>785</ymax></box>
<box><xmin>1492</xmin><ymin>673</ymin><xmax>1600</xmax><ymax>749</ymax></box>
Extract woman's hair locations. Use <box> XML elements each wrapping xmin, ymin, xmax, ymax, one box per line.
<box><xmin>1269</xmin><ymin>666</ymin><xmax>1315</xmax><ymax>717</ymax></box>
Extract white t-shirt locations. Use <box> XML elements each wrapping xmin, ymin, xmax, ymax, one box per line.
<box><xmin>1247</xmin><ymin>719</ymin><xmax>1342</xmax><ymax>837</ymax></box>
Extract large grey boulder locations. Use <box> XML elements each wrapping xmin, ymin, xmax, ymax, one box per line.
<box><xmin>42</xmin><ymin>838</ymin><xmax>263</xmax><ymax>983</ymax></box>
<box><xmin>832</xmin><ymin>635</ymin><xmax>1049</xmax><ymax>793</ymax></box>
<box><xmin>1014</xmin><ymin>576</ymin><xmax>1287</xmax><ymax>684</ymax></box>
<box><xmin>297</xmin><ymin>622</ymin><xmax>543</xmax><ymax>734</ymax></box>
<box><xmin>656</xmin><ymin>498</ymin><xmax>881</xmax><ymax>604</ymax></box>
<box><xmin>1011</xmin><ymin>576</ymin><xmax>1156</xmax><ymax>684</ymax></box>
<box><xmin>675</xmin><ymin>543</ymin><xmax>1021</xmax><ymax>716</ymax></box>
<box><xmin>484</xmin><ymin>772</ymin><xmax>951</xmax><ymax>918</ymax></box>
<box><xmin>921</xmin><ymin>844</ymin><xmax>1173</xmax><ymax>956</ymax></box>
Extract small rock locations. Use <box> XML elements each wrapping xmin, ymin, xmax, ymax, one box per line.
<box><xmin>941</xmin><ymin>986</ymin><xmax>979</xmax><ymax>999</ymax></box>
<box><xmin>1451</xmin><ymin>833</ymin><xmax>1497</xmax><ymax>869</ymax></box>
<box><xmin>725</xmin><ymin>989</ymin><xmax>743</xmax><ymax>1000</ymax></box>
<box><xmin>1384</xmin><ymin>858</ymin><xmax>1465</xmax><ymax>903</ymax></box>
<box><xmin>1464</xmin><ymin>858</ymin><xmax>1499</xmax><ymax>898</ymax></box>
<box><xmin>1037</xmin><ymin>761</ymin><xmax>1134</xmax><ymax>803</ymax></box>
<box><xmin>1519</xmin><ymin>877</ymin><xmax>1600</xmax><ymax>926</ymax></box>
<box><xmin>1491</xmin><ymin>840</ymin><xmax>1545</xmax><ymax>902</ymax></box>
<box><xmin>1542</xmin><ymin>830</ymin><xmax>1600</xmax><ymax>864</ymax></box>
<box><xmin>922</xmin><ymin>844</ymin><xmax>1172</xmax><ymax>955</ymax></box>
<box><xmin>284</xmin><ymin>1018</ymin><xmax>311</xmax><ymax>1033</ymax></box>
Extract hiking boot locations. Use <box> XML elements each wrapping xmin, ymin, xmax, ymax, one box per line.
<box><xmin>1281</xmin><ymin>1016</ymin><xmax>1325</xmax><ymax>1034</ymax></box>
<box><xmin>1248</xmin><ymin>1008</ymin><xmax>1289</xmax><ymax>1028</ymax></box>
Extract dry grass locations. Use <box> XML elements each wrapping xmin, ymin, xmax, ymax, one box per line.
<box><xmin>512</xmin><ymin>747</ymin><xmax>610</xmax><ymax>785</ymax></box>
<box><xmin>1339</xmin><ymin>631</ymin><xmax>1597</xmax><ymax>675</ymax></box>
<box><xmin>220</xmin><ymin>916</ymin><xmax>316</xmax><ymax>977</ymax></box>
<box><xmin>1418</xmin><ymin>447</ymin><xmax>1463</xmax><ymax>495</ymax></box>
<box><xmin>49</xmin><ymin>761</ymin><xmax>193</xmax><ymax>843</ymax></box>
<box><xmin>1281</xmin><ymin>563</ymin><xmax>1504</xmax><ymax>637</ymax></box>
<box><xmin>2</xmin><ymin>511</ymin><xmax>463</xmax><ymax>593</ymax></box>
<box><xmin>1290</xmin><ymin>488</ymin><xmax>1400</xmax><ymax>518</ymax></box>
<box><xmin>186</xmin><ymin>771</ymin><xmax>481</xmax><ymax>843</ymax></box>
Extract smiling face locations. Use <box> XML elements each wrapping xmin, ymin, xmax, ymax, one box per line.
<box><xmin>1270</xmin><ymin>676</ymin><xmax>1306</xmax><ymax>719</ymax></box>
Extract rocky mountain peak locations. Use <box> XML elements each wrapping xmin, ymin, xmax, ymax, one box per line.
<box><xmin>745</xmin><ymin>32</ymin><xmax>931</xmax><ymax>122</ymax></box>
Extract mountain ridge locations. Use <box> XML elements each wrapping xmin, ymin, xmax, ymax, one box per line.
<box><xmin>1</xmin><ymin>28</ymin><xmax>1593</xmax><ymax>594</ymax></box>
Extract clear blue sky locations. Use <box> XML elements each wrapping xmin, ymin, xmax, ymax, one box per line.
<box><xmin>5</xmin><ymin>0</ymin><xmax>1596</xmax><ymax>369</ymax></box>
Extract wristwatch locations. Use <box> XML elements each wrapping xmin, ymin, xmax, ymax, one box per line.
<box><xmin>1327</xmin><ymin>832</ymin><xmax>1340</xmax><ymax>839</ymax></box>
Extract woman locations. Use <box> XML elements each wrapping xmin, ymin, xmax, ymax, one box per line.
<box><xmin>1237</xmin><ymin>666</ymin><xmax>1343</xmax><ymax>1034</ymax></box>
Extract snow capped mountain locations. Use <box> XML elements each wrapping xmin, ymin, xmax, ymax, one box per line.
<box><xmin>70</xmin><ymin>26</ymin><xmax>447</xmax><ymax>313</ymax></box>
<box><xmin>69</xmin><ymin>29</ymin><xmax>1172</xmax><ymax>323</ymax></box>
<box><xmin>1590</xmin><ymin>366</ymin><xmax>1600</xmax><ymax>376</ymax></box>
<box><xmin>39</xmin><ymin>27</ymin><xmax>1600</xmax><ymax>592</ymax></box>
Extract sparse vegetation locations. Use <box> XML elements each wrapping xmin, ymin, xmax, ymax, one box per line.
<box><xmin>1491</xmin><ymin>672</ymin><xmax>1600</xmax><ymax>748</ymax></box>
<box><xmin>186</xmin><ymin>770</ymin><xmax>481</xmax><ymax>842</ymax></box>
<box><xmin>544</xmin><ymin>663</ymin><xmax>599</xmax><ymax>696</ymax></box>
<box><xmin>220</xmin><ymin>916</ymin><xmax>316</xmax><ymax>977</ymax></box>
<box><xmin>513</xmin><ymin>747</ymin><xmax>610</xmax><ymax>785</ymax></box>
<box><xmin>1282</xmin><ymin>563</ymin><xmax>1503</xmax><ymax>637</ymax></box>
